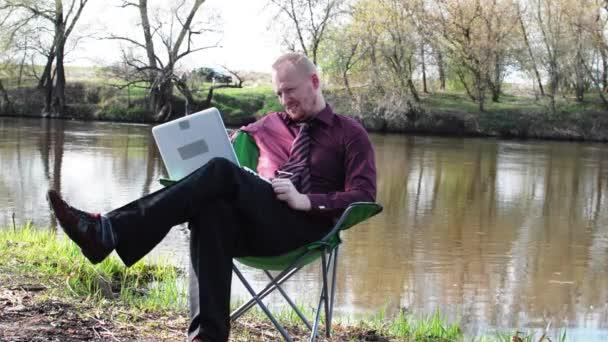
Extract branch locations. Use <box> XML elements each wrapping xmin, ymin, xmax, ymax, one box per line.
<box><xmin>104</xmin><ymin>35</ymin><xmax>148</xmax><ymax>50</ymax></box>
<box><xmin>0</xmin><ymin>7</ymin><xmax>16</xmax><ymax>27</ymax></box>
<box><xmin>271</xmin><ymin>0</ymin><xmax>308</xmax><ymax>56</ymax></box>
<box><xmin>6</xmin><ymin>2</ymin><xmax>54</xmax><ymax>22</ymax></box>
<box><xmin>65</xmin><ymin>0</ymin><xmax>90</xmax><ymax>40</ymax></box>
<box><xmin>63</xmin><ymin>0</ymin><xmax>78</xmax><ymax>27</ymax></box>
<box><xmin>175</xmin><ymin>42</ymin><xmax>220</xmax><ymax>62</ymax></box>
<box><xmin>106</xmin><ymin>79</ymin><xmax>150</xmax><ymax>90</ymax></box>
<box><xmin>118</xmin><ymin>1</ymin><xmax>138</xmax><ymax>8</ymax></box>
<box><xmin>171</xmin><ymin>0</ymin><xmax>204</xmax><ymax>60</ymax></box>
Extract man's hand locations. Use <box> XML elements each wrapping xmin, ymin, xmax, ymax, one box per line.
<box><xmin>272</xmin><ymin>178</ymin><xmax>311</xmax><ymax>211</ymax></box>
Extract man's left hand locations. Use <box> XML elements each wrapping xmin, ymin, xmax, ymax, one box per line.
<box><xmin>272</xmin><ymin>178</ymin><xmax>311</xmax><ymax>211</ymax></box>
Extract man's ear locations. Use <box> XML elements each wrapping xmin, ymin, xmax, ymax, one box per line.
<box><xmin>311</xmin><ymin>74</ymin><xmax>320</xmax><ymax>89</ymax></box>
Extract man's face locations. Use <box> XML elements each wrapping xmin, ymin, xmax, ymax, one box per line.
<box><xmin>272</xmin><ymin>63</ymin><xmax>318</xmax><ymax>122</ymax></box>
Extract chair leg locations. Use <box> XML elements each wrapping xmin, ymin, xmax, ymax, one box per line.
<box><xmin>328</xmin><ymin>246</ymin><xmax>339</xmax><ymax>333</ymax></box>
<box><xmin>263</xmin><ymin>270</ymin><xmax>313</xmax><ymax>331</ymax></box>
<box><xmin>232</xmin><ymin>265</ymin><xmax>293</xmax><ymax>342</ymax></box>
<box><xmin>231</xmin><ymin>266</ymin><xmax>301</xmax><ymax>321</ymax></box>
<box><xmin>310</xmin><ymin>251</ymin><xmax>330</xmax><ymax>342</ymax></box>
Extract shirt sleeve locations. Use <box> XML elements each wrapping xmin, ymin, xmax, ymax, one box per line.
<box><xmin>306</xmin><ymin>124</ymin><xmax>377</xmax><ymax>214</ymax></box>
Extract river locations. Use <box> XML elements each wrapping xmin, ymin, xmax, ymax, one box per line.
<box><xmin>1</xmin><ymin>117</ymin><xmax>607</xmax><ymax>340</ymax></box>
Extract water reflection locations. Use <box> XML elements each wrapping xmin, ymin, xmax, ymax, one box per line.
<box><xmin>1</xmin><ymin>117</ymin><xmax>607</xmax><ymax>339</ymax></box>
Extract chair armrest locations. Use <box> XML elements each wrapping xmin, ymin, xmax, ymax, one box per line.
<box><xmin>159</xmin><ymin>178</ymin><xmax>177</xmax><ymax>187</ymax></box>
<box><xmin>318</xmin><ymin>202</ymin><xmax>383</xmax><ymax>244</ymax></box>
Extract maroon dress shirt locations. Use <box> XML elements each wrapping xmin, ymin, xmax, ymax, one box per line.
<box><xmin>240</xmin><ymin>104</ymin><xmax>377</xmax><ymax>216</ymax></box>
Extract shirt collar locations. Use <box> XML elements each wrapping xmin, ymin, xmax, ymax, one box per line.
<box><xmin>314</xmin><ymin>104</ymin><xmax>334</xmax><ymax>126</ymax></box>
<box><xmin>280</xmin><ymin>104</ymin><xmax>335</xmax><ymax>127</ymax></box>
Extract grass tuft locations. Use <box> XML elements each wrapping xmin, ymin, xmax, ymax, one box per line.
<box><xmin>0</xmin><ymin>224</ymin><xmax>187</xmax><ymax>311</ymax></box>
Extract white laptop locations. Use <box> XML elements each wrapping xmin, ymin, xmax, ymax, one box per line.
<box><xmin>152</xmin><ymin>107</ymin><xmax>240</xmax><ymax>181</ymax></box>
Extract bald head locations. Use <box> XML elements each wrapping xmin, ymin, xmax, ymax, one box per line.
<box><xmin>271</xmin><ymin>52</ymin><xmax>326</xmax><ymax>122</ymax></box>
<box><xmin>272</xmin><ymin>52</ymin><xmax>318</xmax><ymax>77</ymax></box>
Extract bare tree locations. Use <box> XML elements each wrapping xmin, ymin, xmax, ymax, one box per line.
<box><xmin>111</xmin><ymin>0</ymin><xmax>218</xmax><ymax>121</ymax></box>
<box><xmin>577</xmin><ymin>0</ymin><xmax>608</xmax><ymax>108</ymax></box>
<box><xmin>381</xmin><ymin>0</ymin><xmax>420</xmax><ymax>101</ymax></box>
<box><xmin>220</xmin><ymin>65</ymin><xmax>246</xmax><ymax>88</ymax></box>
<box><xmin>434</xmin><ymin>0</ymin><xmax>518</xmax><ymax>110</ymax></box>
<box><xmin>535</xmin><ymin>0</ymin><xmax>569</xmax><ymax>113</ymax></box>
<box><xmin>591</xmin><ymin>0</ymin><xmax>608</xmax><ymax>91</ymax></box>
<box><xmin>435</xmin><ymin>0</ymin><xmax>489</xmax><ymax>110</ymax></box>
<box><xmin>516</xmin><ymin>1</ymin><xmax>545</xmax><ymax>96</ymax></box>
<box><xmin>270</xmin><ymin>0</ymin><xmax>345</xmax><ymax>64</ymax></box>
<box><xmin>1</xmin><ymin>0</ymin><xmax>90</xmax><ymax>115</ymax></box>
<box><xmin>320</xmin><ymin>24</ymin><xmax>364</xmax><ymax>101</ymax></box>
<box><xmin>430</xmin><ymin>42</ymin><xmax>446</xmax><ymax>90</ymax></box>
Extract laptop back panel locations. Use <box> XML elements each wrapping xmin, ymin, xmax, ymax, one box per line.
<box><xmin>152</xmin><ymin>107</ymin><xmax>239</xmax><ymax>180</ymax></box>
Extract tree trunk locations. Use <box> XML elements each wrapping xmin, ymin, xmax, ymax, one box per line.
<box><xmin>0</xmin><ymin>79</ymin><xmax>12</xmax><ymax>114</ymax></box>
<box><xmin>407</xmin><ymin>79</ymin><xmax>420</xmax><ymax>102</ymax></box>
<box><xmin>52</xmin><ymin>0</ymin><xmax>66</xmax><ymax>114</ymax></box>
<box><xmin>369</xmin><ymin>44</ymin><xmax>383</xmax><ymax>91</ymax></box>
<box><xmin>421</xmin><ymin>43</ymin><xmax>428</xmax><ymax>93</ymax></box>
<box><xmin>489</xmin><ymin>57</ymin><xmax>503</xmax><ymax>102</ymax></box>
<box><xmin>476</xmin><ymin>71</ymin><xmax>486</xmax><ymax>112</ymax></box>
<box><xmin>574</xmin><ymin>52</ymin><xmax>585</xmax><ymax>102</ymax></box>
<box><xmin>139</xmin><ymin>0</ymin><xmax>158</xmax><ymax>71</ymax></box>
<box><xmin>343</xmin><ymin>69</ymin><xmax>353</xmax><ymax>100</ymax></box>
<box><xmin>601</xmin><ymin>48</ymin><xmax>608</xmax><ymax>92</ymax></box>
<box><xmin>43</xmin><ymin>71</ymin><xmax>54</xmax><ymax>115</ymax></box>
<box><xmin>18</xmin><ymin>41</ymin><xmax>28</xmax><ymax>88</ymax></box>
<box><xmin>433</xmin><ymin>45</ymin><xmax>446</xmax><ymax>90</ymax></box>
<box><xmin>406</xmin><ymin>56</ymin><xmax>420</xmax><ymax>102</ymax></box>
<box><xmin>548</xmin><ymin>59</ymin><xmax>559</xmax><ymax>114</ymax></box>
<box><xmin>151</xmin><ymin>79</ymin><xmax>173</xmax><ymax>122</ymax></box>
<box><xmin>518</xmin><ymin>6</ymin><xmax>545</xmax><ymax>96</ymax></box>
<box><xmin>456</xmin><ymin>69</ymin><xmax>476</xmax><ymax>101</ymax></box>
<box><xmin>204</xmin><ymin>84</ymin><xmax>214</xmax><ymax>108</ymax></box>
<box><xmin>38</xmin><ymin>51</ymin><xmax>56</xmax><ymax>90</ymax></box>
<box><xmin>175</xmin><ymin>76</ymin><xmax>195</xmax><ymax>115</ymax></box>
<box><xmin>581</xmin><ymin>57</ymin><xmax>608</xmax><ymax>109</ymax></box>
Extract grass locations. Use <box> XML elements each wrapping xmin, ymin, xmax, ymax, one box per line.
<box><xmin>0</xmin><ymin>224</ymin><xmax>574</xmax><ymax>341</ymax></box>
<box><xmin>421</xmin><ymin>91</ymin><xmax>605</xmax><ymax>117</ymax></box>
<box><xmin>0</xmin><ymin>222</ymin><xmax>187</xmax><ymax>312</ymax></box>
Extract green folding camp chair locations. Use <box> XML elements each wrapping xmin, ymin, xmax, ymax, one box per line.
<box><xmin>229</xmin><ymin>131</ymin><xmax>382</xmax><ymax>341</ymax></box>
<box><xmin>161</xmin><ymin>130</ymin><xmax>382</xmax><ymax>341</ymax></box>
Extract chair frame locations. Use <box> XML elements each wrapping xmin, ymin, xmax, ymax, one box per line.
<box><xmin>230</xmin><ymin>202</ymin><xmax>382</xmax><ymax>342</ymax></box>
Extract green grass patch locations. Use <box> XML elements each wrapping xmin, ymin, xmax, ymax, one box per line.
<box><xmin>211</xmin><ymin>86</ymin><xmax>282</xmax><ymax>123</ymax></box>
<box><xmin>421</xmin><ymin>91</ymin><xmax>605</xmax><ymax>118</ymax></box>
<box><xmin>0</xmin><ymin>224</ymin><xmax>573</xmax><ymax>341</ymax></box>
<box><xmin>0</xmin><ymin>223</ymin><xmax>187</xmax><ymax>312</ymax></box>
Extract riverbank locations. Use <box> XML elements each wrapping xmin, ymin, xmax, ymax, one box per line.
<box><xmin>1</xmin><ymin>81</ymin><xmax>607</xmax><ymax>142</ymax></box>
<box><xmin>0</xmin><ymin>224</ymin><xmax>475</xmax><ymax>341</ymax></box>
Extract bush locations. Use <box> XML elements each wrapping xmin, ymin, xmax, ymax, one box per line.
<box><xmin>125</xmin><ymin>106</ymin><xmax>147</xmax><ymax>121</ymax></box>
<box><xmin>85</xmin><ymin>86</ymin><xmax>101</xmax><ymax>104</ymax></box>
<box><xmin>65</xmin><ymin>83</ymin><xmax>86</xmax><ymax>103</ymax></box>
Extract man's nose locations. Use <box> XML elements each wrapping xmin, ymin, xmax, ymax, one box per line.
<box><xmin>280</xmin><ymin>93</ymin><xmax>290</xmax><ymax>104</ymax></box>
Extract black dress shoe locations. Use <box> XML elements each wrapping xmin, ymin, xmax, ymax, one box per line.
<box><xmin>47</xmin><ymin>190</ymin><xmax>112</xmax><ymax>264</ymax></box>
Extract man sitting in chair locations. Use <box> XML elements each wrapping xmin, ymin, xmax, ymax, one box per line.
<box><xmin>47</xmin><ymin>52</ymin><xmax>376</xmax><ymax>342</ymax></box>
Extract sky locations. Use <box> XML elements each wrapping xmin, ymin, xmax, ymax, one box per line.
<box><xmin>70</xmin><ymin>0</ymin><xmax>284</xmax><ymax>72</ymax></box>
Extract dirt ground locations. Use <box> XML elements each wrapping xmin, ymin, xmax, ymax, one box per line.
<box><xmin>0</xmin><ymin>284</ymin><xmax>186</xmax><ymax>341</ymax></box>
<box><xmin>0</xmin><ymin>282</ymin><xmax>389</xmax><ymax>341</ymax></box>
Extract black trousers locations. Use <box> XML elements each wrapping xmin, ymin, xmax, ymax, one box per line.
<box><xmin>105</xmin><ymin>158</ymin><xmax>332</xmax><ymax>342</ymax></box>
